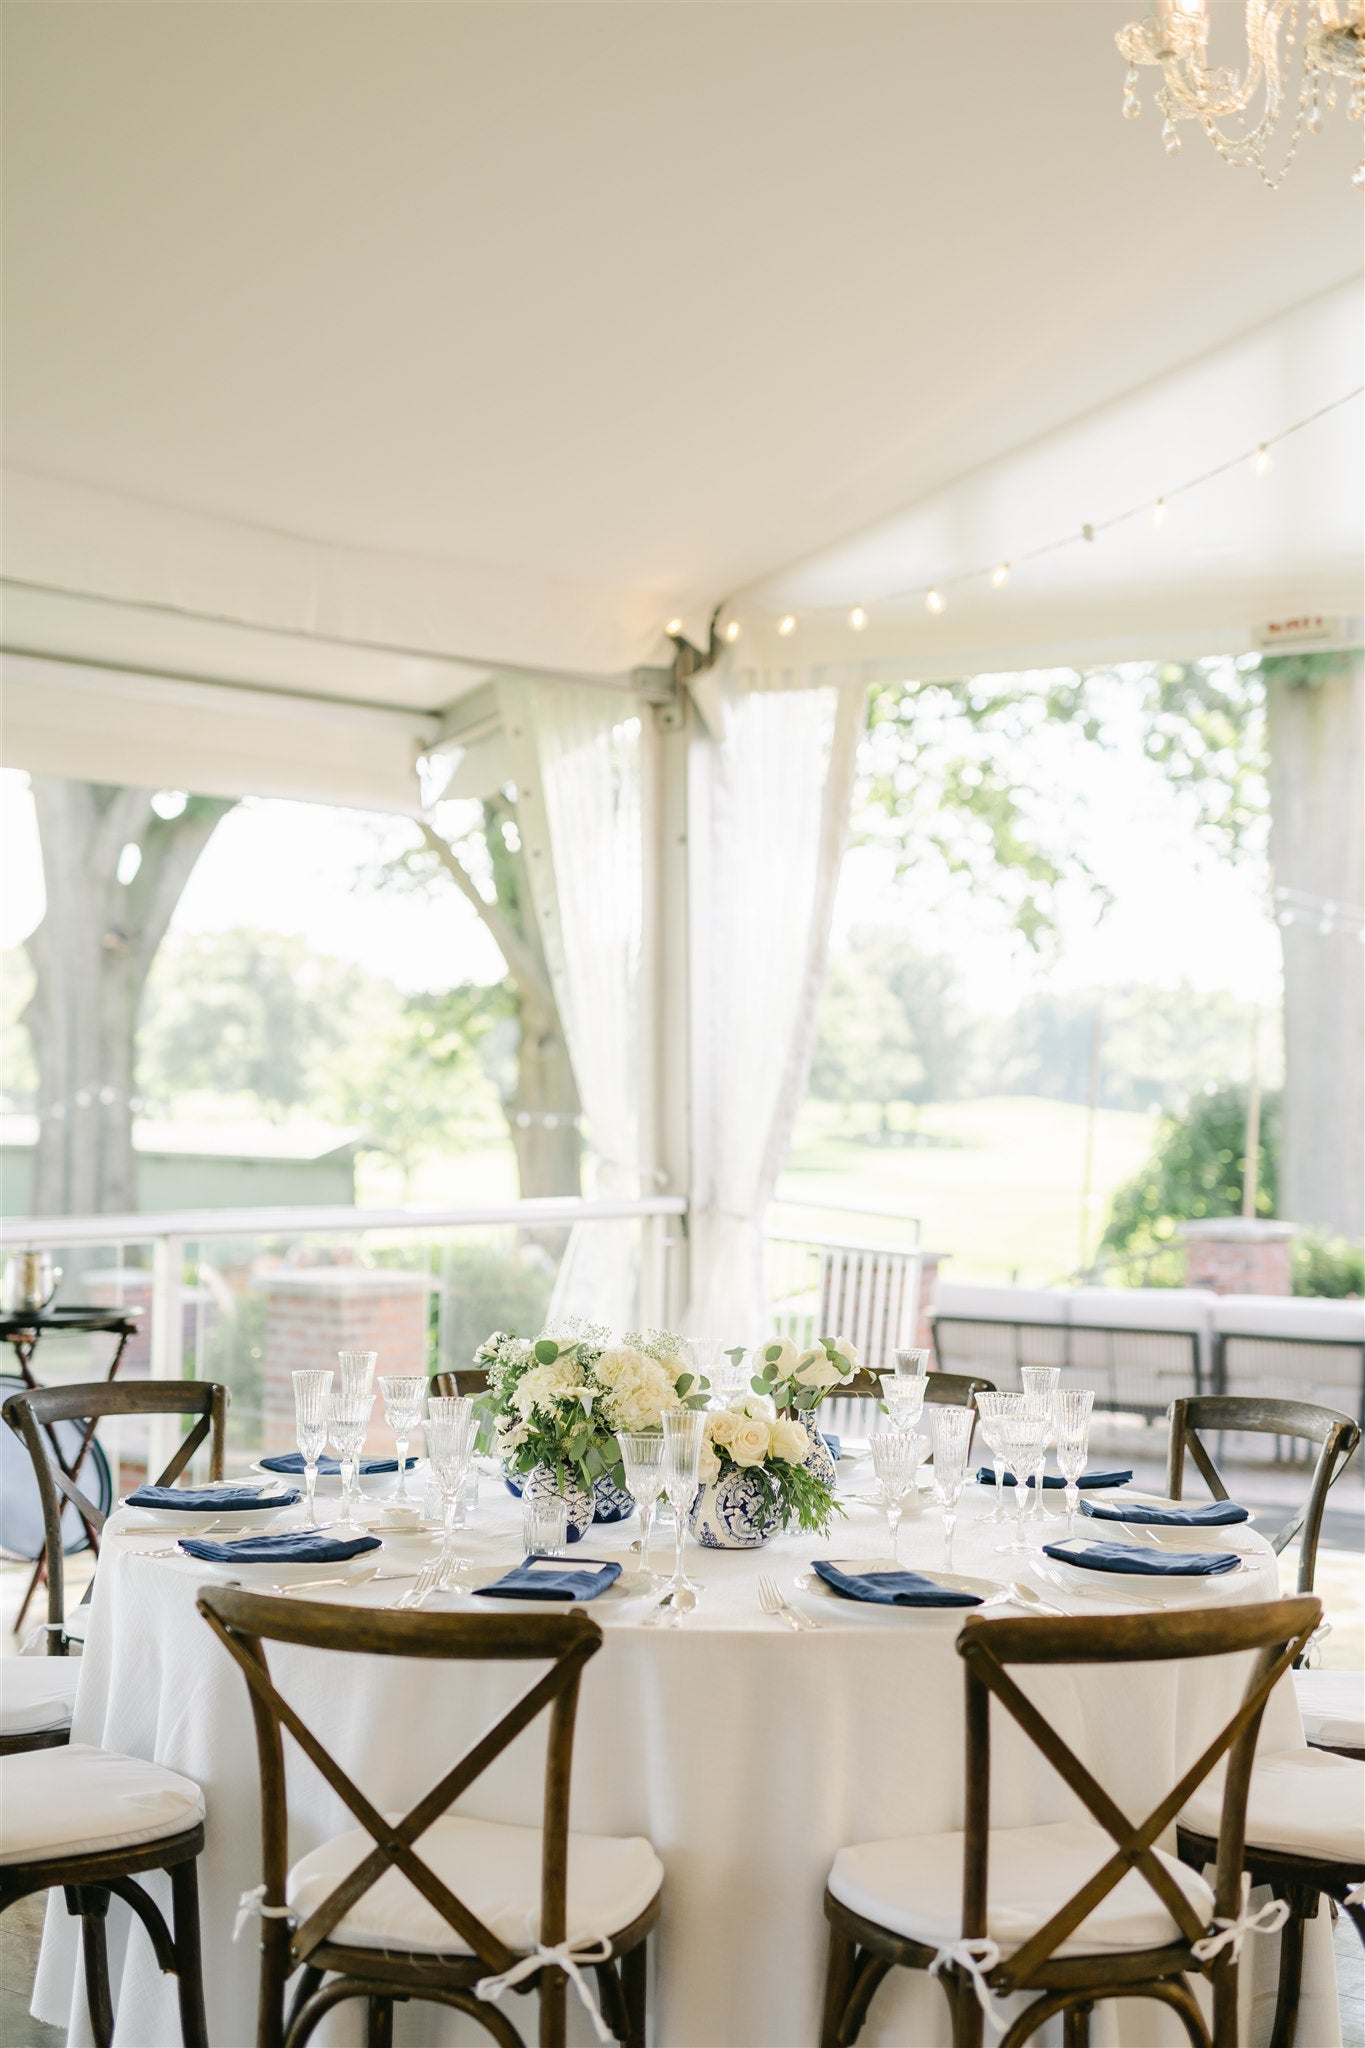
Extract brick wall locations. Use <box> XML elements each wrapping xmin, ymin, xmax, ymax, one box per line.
<box><xmin>260</xmin><ymin>1267</ymin><xmax>435</xmax><ymax>1454</ymax></box>
<box><xmin>1177</xmin><ymin>1220</ymin><xmax>1296</xmax><ymax>1297</ymax></box>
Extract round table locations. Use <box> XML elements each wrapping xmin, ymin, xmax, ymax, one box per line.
<box><xmin>33</xmin><ymin>1465</ymin><xmax>1339</xmax><ymax>2048</ymax></box>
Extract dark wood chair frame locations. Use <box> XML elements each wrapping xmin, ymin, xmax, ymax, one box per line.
<box><xmin>1165</xmin><ymin>1395</ymin><xmax>1361</xmax><ymax>1598</ymax></box>
<box><xmin>2</xmin><ymin>1379</ymin><xmax>228</xmax><ymax>1654</ymax></box>
<box><xmin>432</xmin><ymin>1368</ymin><xmax>491</xmax><ymax>1400</ymax></box>
<box><xmin>197</xmin><ymin>1586</ymin><xmax>662</xmax><ymax>2048</ymax></box>
<box><xmin>821</xmin><ymin>1595</ymin><xmax>1321</xmax><ymax>2048</ymax></box>
<box><xmin>0</xmin><ymin>1818</ymin><xmax>208</xmax><ymax>2048</ymax></box>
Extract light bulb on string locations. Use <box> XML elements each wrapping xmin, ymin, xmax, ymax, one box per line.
<box><xmin>777</xmin><ymin>615</ymin><xmax>796</xmax><ymax>637</ymax></box>
<box><xmin>1152</xmin><ymin>499</ymin><xmax>1168</xmax><ymax>528</ymax></box>
<box><xmin>926</xmin><ymin>589</ymin><xmax>945</xmax><ymax>614</ymax></box>
<box><xmin>723</xmin><ymin>620</ymin><xmax>740</xmax><ymax>644</ymax></box>
<box><xmin>848</xmin><ymin>606</ymin><xmax>868</xmax><ymax>632</ymax></box>
<box><xmin>991</xmin><ymin>564</ymin><xmax>1010</xmax><ymax>587</ymax></box>
<box><xmin>1254</xmin><ymin>445</ymin><xmax>1271</xmax><ymax>476</ymax></box>
<box><xmin>665</xmin><ymin>618</ymin><xmax>683</xmax><ymax>638</ymax></box>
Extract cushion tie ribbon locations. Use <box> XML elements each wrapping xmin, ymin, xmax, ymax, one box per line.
<box><xmin>929</xmin><ymin>1938</ymin><xmax>1007</xmax><ymax>2032</ymax></box>
<box><xmin>475</xmin><ymin>1935</ymin><xmax>615</xmax><ymax>2045</ymax></box>
<box><xmin>1343</xmin><ymin>1881</ymin><xmax>1363</xmax><ymax>1910</ymax></box>
<box><xmin>1192</xmin><ymin>1883</ymin><xmax>1291</xmax><ymax>1963</ymax></box>
<box><xmin>232</xmin><ymin>1885</ymin><xmax>295</xmax><ymax>1944</ymax></box>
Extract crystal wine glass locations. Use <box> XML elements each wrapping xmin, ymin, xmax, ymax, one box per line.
<box><xmin>616</xmin><ymin>1432</ymin><xmax>667</xmax><ymax>1586</ymax></box>
<box><xmin>930</xmin><ymin>1405</ymin><xmax>974</xmax><ymax>1572</ymax></box>
<box><xmin>994</xmin><ymin>1401</ymin><xmax>1050</xmax><ymax>1555</ymax></box>
<box><xmin>882</xmin><ymin>1369</ymin><xmax>928</xmax><ymax>1434</ymax></box>
<box><xmin>328</xmin><ymin>1387</ymin><xmax>375</xmax><ymax>1536</ymax></box>
<box><xmin>425</xmin><ymin>1395</ymin><xmax>477</xmax><ymax>1587</ymax></box>
<box><xmin>661</xmin><ymin>1408</ymin><xmax>707</xmax><ymax>1601</ymax></box>
<box><xmin>337</xmin><ymin>1350</ymin><xmax>378</xmax><ymax>1398</ymax></box>
<box><xmin>1054</xmin><ymin>1387</ymin><xmax>1095</xmax><ymax>1537</ymax></box>
<box><xmin>973</xmin><ymin>1390</ymin><xmax>1022</xmax><ymax>1524</ymax></box>
<box><xmin>869</xmin><ymin>1429</ymin><xmax>925</xmax><ymax>1564</ymax></box>
<box><xmin>685</xmin><ymin>1337</ymin><xmax>730</xmax><ymax>1408</ymax></box>
<box><xmin>894</xmin><ymin>1347</ymin><xmax>931</xmax><ymax>1378</ymax></box>
<box><xmin>377</xmin><ymin>1374</ymin><xmax>425</xmax><ymax>1504</ymax></box>
<box><xmin>1020</xmin><ymin>1365</ymin><xmax>1061</xmax><ymax>1515</ymax></box>
<box><xmin>291</xmin><ymin>1368</ymin><xmax>333</xmax><ymax>1528</ymax></box>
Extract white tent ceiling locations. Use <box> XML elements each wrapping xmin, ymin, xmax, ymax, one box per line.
<box><xmin>2</xmin><ymin>1</ymin><xmax>1362</xmax><ymax>805</ymax></box>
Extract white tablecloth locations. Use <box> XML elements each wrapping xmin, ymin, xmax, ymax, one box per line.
<box><xmin>34</xmin><ymin>1468</ymin><xmax>1339</xmax><ymax>2048</ymax></box>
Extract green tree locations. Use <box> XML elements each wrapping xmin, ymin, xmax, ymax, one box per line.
<box><xmin>810</xmin><ymin>933</ymin><xmax>974</xmax><ymax>1134</ymax></box>
<box><xmin>1100</xmin><ymin>1083</ymin><xmax>1281</xmax><ymax>1277</ymax></box>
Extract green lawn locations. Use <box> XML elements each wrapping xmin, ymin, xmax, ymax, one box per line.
<box><xmin>775</xmin><ymin>1095</ymin><xmax>1157</xmax><ymax>1285</ymax></box>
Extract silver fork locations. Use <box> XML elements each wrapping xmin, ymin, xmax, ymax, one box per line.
<box><xmin>758</xmin><ymin>1572</ymin><xmax>820</xmax><ymax>1632</ymax></box>
<box><xmin>393</xmin><ymin>1557</ymin><xmax>442</xmax><ymax>1610</ymax></box>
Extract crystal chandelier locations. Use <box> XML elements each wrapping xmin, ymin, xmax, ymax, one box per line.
<box><xmin>1117</xmin><ymin>0</ymin><xmax>1365</xmax><ymax>187</ymax></box>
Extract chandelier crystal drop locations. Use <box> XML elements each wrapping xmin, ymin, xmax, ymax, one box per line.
<box><xmin>1117</xmin><ymin>0</ymin><xmax>1365</xmax><ymax>188</ymax></box>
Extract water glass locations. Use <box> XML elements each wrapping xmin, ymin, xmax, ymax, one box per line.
<box><xmin>973</xmin><ymin>1391</ymin><xmax>1022</xmax><ymax>1525</ymax></box>
<box><xmin>894</xmin><ymin>1348</ymin><xmax>931</xmax><ymax>1377</ymax></box>
<box><xmin>1054</xmin><ymin>1388</ymin><xmax>1096</xmax><ymax>1536</ymax></box>
<box><xmin>337</xmin><ymin>1350</ymin><xmax>378</xmax><ymax>1399</ymax></box>
<box><xmin>291</xmin><ymin>1369</ymin><xmax>333</xmax><ymax>1527</ymax></box>
<box><xmin>882</xmin><ymin>1371</ymin><xmax>928</xmax><ymax>1434</ymax></box>
<box><xmin>523</xmin><ymin>1494</ymin><xmax>568</xmax><ymax>1557</ymax></box>
<box><xmin>425</xmin><ymin>1396</ymin><xmax>477</xmax><ymax>1585</ymax></box>
<box><xmin>1020</xmin><ymin>1366</ymin><xmax>1061</xmax><ymax>1513</ymax></box>
<box><xmin>616</xmin><ymin>1432</ymin><xmax>668</xmax><ymax>1584</ymax></box>
<box><xmin>378</xmin><ymin>1374</ymin><xmax>425</xmax><ymax>1504</ymax></box>
<box><xmin>328</xmin><ymin>1389</ymin><xmax>375</xmax><ymax>1535</ymax></box>
<box><xmin>684</xmin><ymin>1337</ymin><xmax>730</xmax><ymax>1407</ymax></box>
<box><xmin>994</xmin><ymin>1401</ymin><xmax>1050</xmax><ymax>1555</ymax></box>
<box><xmin>868</xmin><ymin>1429</ymin><xmax>925</xmax><ymax>1563</ymax></box>
<box><xmin>930</xmin><ymin>1405</ymin><xmax>974</xmax><ymax>1571</ymax></box>
<box><xmin>661</xmin><ymin>1408</ymin><xmax>707</xmax><ymax>1599</ymax></box>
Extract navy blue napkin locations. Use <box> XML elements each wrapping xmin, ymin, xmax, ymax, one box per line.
<box><xmin>824</xmin><ymin>1433</ymin><xmax>842</xmax><ymax>1462</ymax></box>
<box><xmin>259</xmin><ymin>1451</ymin><xmax>417</xmax><ymax>1477</ymax></box>
<box><xmin>812</xmin><ymin>1559</ymin><xmax>983</xmax><ymax>1607</ymax></box>
<box><xmin>472</xmin><ymin>1557</ymin><xmax>621</xmax><ymax>1601</ymax></box>
<box><xmin>176</xmin><ymin>1530</ymin><xmax>381</xmax><ymax>1564</ymax></box>
<box><xmin>1043</xmin><ymin>1539</ymin><xmax>1241</xmax><ymax>1577</ymax></box>
<box><xmin>1082</xmin><ymin>1498</ymin><xmax>1249</xmax><ymax>1528</ymax></box>
<box><xmin>126</xmin><ymin>1484</ymin><xmax>300</xmax><ymax>1513</ymax></box>
<box><xmin>975</xmin><ymin>1468</ymin><xmax>1133</xmax><ymax>1491</ymax></box>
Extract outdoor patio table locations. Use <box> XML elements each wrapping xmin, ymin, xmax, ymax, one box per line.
<box><xmin>33</xmin><ymin>1467</ymin><xmax>1340</xmax><ymax>2048</ymax></box>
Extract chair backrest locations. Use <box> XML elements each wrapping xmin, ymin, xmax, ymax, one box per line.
<box><xmin>197</xmin><ymin>1588</ymin><xmax>601</xmax><ymax>1996</ymax></box>
<box><xmin>431</xmin><ymin>1368</ymin><xmax>490</xmax><ymax>1400</ymax></box>
<box><xmin>816</xmin><ymin>1245</ymin><xmax>921</xmax><ymax>1377</ymax></box>
<box><xmin>1166</xmin><ymin>1395</ymin><xmax>1361</xmax><ymax>1595</ymax></box>
<box><xmin>955</xmin><ymin>1596</ymin><xmax>1320</xmax><ymax>2006</ymax></box>
<box><xmin>2</xmin><ymin>1378</ymin><xmax>228</xmax><ymax>1649</ymax></box>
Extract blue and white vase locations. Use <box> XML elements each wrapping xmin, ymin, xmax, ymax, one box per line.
<box><xmin>688</xmin><ymin>1465</ymin><xmax>775</xmax><ymax>1549</ymax></box>
<box><xmin>590</xmin><ymin>1471</ymin><xmax>637</xmax><ymax>1525</ymax></box>
<box><xmin>502</xmin><ymin>1461</ymin><xmax>524</xmax><ymax>1500</ymax></box>
<box><xmin>521</xmin><ymin>1463</ymin><xmax>593</xmax><ymax>1543</ymax></box>
<box><xmin>796</xmin><ymin>1409</ymin><xmax>838</xmax><ymax>1489</ymax></box>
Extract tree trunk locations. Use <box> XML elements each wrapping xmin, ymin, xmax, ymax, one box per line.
<box><xmin>504</xmin><ymin>992</ymin><xmax>583</xmax><ymax>1198</ymax></box>
<box><xmin>22</xmin><ymin>780</ymin><xmax>234</xmax><ymax>1215</ymax></box>
<box><xmin>1265</xmin><ymin>652</ymin><xmax>1365</xmax><ymax>1238</ymax></box>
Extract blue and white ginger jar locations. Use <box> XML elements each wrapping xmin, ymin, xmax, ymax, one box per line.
<box><xmin>518</xmin><ymin>1463</ymin><xmax>635</xmax><ymax>1539</ymax></box>
<box><xmin>796</xmin><ymin>1409</ymin><xmax>838</xmax><ymax>1489</ymax></box>
<box><xmin>688</xmin><ymin>1465</ymin><xmax>775</xmax><ymax>1549</ymax></box>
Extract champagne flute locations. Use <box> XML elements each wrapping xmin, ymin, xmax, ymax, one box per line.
<box><xmin>1054</xmin><ymin>1388</ymin><xmax>1095</xmax><ymax>1538</ymax></box>
<box><xmin>930</xmin><ymin>1406</ymin><xmax>973</xmax><ymax>1572</ymax></box>
<box><xmin>973</xmin><ymin>1391</ymin><xmax>1021</xmax><ymax>1525</ymax></box>
<box><xmin>869</xmin><ymin>1430</ymin><xmax>924</xmax><ymax>1563</ymax></box>
<box><xmin>616</xmin><ymin>1432</ymin><xmax>667</xmax><ymax>1586</ymax></box>
<box><xmin>425</xmin><ymin>1395</ymin><xmax>477</xmax><ymax>1586</ymax></box>
<box><xmin>661</xmin><ymin>1408</ymin><xmax>707</xmax><ymax>1602</ymax></box>
<box><xmin>291</xmin><ymin>1369</ymin><xmax>333</xmax><ymax>1528</ymax></box>
<box><xmin>685</xmin><ymin>1337</ymin><xmax>728</xmax><ymax>1408</ymax></box>
<box><xmin>328</xmin><ymin>1387</ymin><xmax>375</xmax><ymax>1536</ymax></box>
<box><xmin>1020</xmin><ymin>1365</ymin><xmax>1061</xmax><ymax>1515</ymax></box>
<box><xmin>995</xmin><ymin>1401</ymin><xmax>1050</xmax><ymax>1555</ymax></box>
<box><xmin>378</xmin><ymin>1374</ymin><xmax>425</xmax><ymax>1504</ymax></box>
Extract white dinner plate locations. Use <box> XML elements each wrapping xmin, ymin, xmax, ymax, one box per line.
<box><xmin>1086</xmin><ymin>1488</ymin><xmax>1257</xmax><ymax>1526</ymax></box>
<box><xmin>462</xmin><ymin>1559</ymin><xmax>630</xmax><ymax>1608</ymax></box>
<box><xmin>1041</xmin><ymin>1538</ymin><xmax>1251</xmax><ymax>1592</ymax></box>
<box><xmin>791</xmin><ymin>1560</ymin><xmax>1004</xmax><ymax>1626</ymax></box>
<box><xmin>177</xmin><ymin>1545</ymin><xmax>389</xmax><ymax>1585</ymax></box>
<box><xmin>118</xmin><ymin>1489</ymin><xmax>293</xmax><ymax>1530</ymax></box>
<box><xmin>249</xmin><ymin>1459</ymin><xmax>421</xmax><ymax>1498</ymax></box>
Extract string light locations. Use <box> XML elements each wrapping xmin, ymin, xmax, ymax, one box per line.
<box><xmin>707</xmin><ymin>384</ymin><xmax>1362</xmax><ymax>638</ymax></box>
<box><xmin>665</xmin><ymin>618</ymin><xmax>683</xmax><ymax>637</ymax></box>
<box><xmin>1271</xmin><ymin>883</ymin><xmax>1365</xmax><ymax>941</ymax></box>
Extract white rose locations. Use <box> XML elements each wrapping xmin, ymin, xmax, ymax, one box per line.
<box><xmin>832</xmin><ymin>1335</ymin><xmax>862</xmax><ymax>1373</ymax></box>
<box><xmin>709</xmin><ymin>1409</ymin><xmax>742</xmax><ymax>1449</ymax></box>
<box><xmin>752</xmin><ymin>1337</ymin><xmax>799</xmax><ymax>1377</ymax></box>
<box><xmin>698</xmin><ymin>1440</ymin><xmax>721</xmax><ymax>1485</ymax></box>
<box><xmin>729</xmin><ymin>1417</ymin><xmax>772</xmax><ymax>1468</ymax></box>
<box><xmin>770</xmin><ymin>1417</ymin><xmax>809</xmax><ymax>1465</ymax></box>
<box><xmin>794</xmin><ymin>1348</ymin><xmax>842</xmax><ymax>1392</ymax></box>
<box><xmin>729</xmin><ymin>1394</ymin><xmax>775</xmax><ymax>1422</ymax></box>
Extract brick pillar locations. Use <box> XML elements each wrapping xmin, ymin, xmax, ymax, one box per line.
<box><xmin>1177</xmin><ymin>1219</ymin><xmax>1296</xmax><ymax>1296</ymax></box>
<box><xmin>260</xmin><ymin>1269</ymin><xmax>435</xmax><ymax>1454</ymax></box>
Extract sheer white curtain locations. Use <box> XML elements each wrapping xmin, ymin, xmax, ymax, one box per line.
<box><xmin>497</xmin><ymin>677</ymin><xmax>643</xmax><ymax>1326</ymax></box>
<box><xmin>684</xmin><ymin>660</ymin><xmax>866</xmax><ymax>1342</ymax></box>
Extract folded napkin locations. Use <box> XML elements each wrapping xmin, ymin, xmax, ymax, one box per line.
<box><xmin>1082</xmin><ymin>1497</ymin><xmax>1249</xmax><ymax>1528</ymax></box>
<box><xmin>975</xmin><ymin>1468</ymin><xmax>1133</xmax><ymax>1491</ymax></box>
<box><xmin>472</xmin><ymin>1557</ymin><xmax>621</xmax><ymax>1602</ymax></box>
<box><xmin>824</xmin><ymin>1433</ymin><xmax>842</xmax><ymax>1462</ymax></box>
<box><xmin>259</xmin><ymin>1451</ymin><xmax>417</xmax><ymax>1477</ymax></box>
<box><xmin>812</xmin><ymin>1559</ymin><xmax>983</xmax><ymax>1607</ymax></box>
<box><xmin>176</xmin><ymin>1530</ymin><xmax>381</xmax><ymax>1564</ymax></box>
<box><xmin>1043</xmin><ymin>1540</ymin><xmax>1241</xmax><ymax>1578</ymax></box>
<box><xmin>125</xmin><ymin>1484</ymin><xmax>300</xmax><ymax>1513</ymax></box>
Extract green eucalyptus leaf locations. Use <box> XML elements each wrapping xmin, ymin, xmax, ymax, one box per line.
<box><xmin>534</xmin><ymin>1339</ymin><xmax>559</xmax><ymax>1366</ymax></box>
<box><xmin>675</xmin><ymin>1372</ymin><xmax>695</xmax><ymax>1396</ymax></box>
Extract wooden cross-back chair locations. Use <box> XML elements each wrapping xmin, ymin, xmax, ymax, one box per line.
<box><xmin>432</xmin><ymin>1368</ymin><xmax>490</xmax><ymax>1400</ymax></box>
<box><xmin>819</xmin><ymin>1369</ymin><xmax>996</xmax><ymax>1457</ymax></box>
<box><xmin>197</xmin><ymin>1586</ymin><xmax>662</xmax><ymax>2048</ymax></box>
<box><xmin>2</xmin><ymin>1379</ymin><xmax>227</xmax><ymax>1656</ymax></box>
<box><xmin>1166</xmin><ymin>1396</ymin><xmax>1360</xmax><ymax>1598</ymax></box>
<box><xmin>821</xmin><ymin>1595</ymin><xmax>1321</xmax><ymax>2048</ymax></box>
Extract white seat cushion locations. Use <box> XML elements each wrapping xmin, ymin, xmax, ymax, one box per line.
<box><xmin>1182</xmin><ymin>1748</ymin><xmax>1365</xmax><ymax>1867</ymax></box>
<box><xmin>0</xmin><ymin>1657</ymin><xmax>79</xmax><ymax>1737</ymax></box>
<box><xmin>1294</xmin><ymin>1669</ymin><xmax>1365</xmax><ymax>1752</ymax></box>
<box><xmin>287</xmin><ymin>1813</ymin><xmax>662</xmax><ymax>1954</ymax></box>
<box><xmin>829</xmin><ymin>1820</ymin><xmax>1214</xmax><ymax>1956</ymax></box>
<box><xmin>0</xmin><ymin>1742</ymin><xmax>205</xmax><ymax>1865</ymax></box>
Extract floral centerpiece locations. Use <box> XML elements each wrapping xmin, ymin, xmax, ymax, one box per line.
<box><xmin>691</xmin><ymin>1397</ymin><xmax>843</xmax><ymax>1549</ymax></box>
<box><xmin>476</xmin><ymin>1324</ymin><xmax>709</xmax><ymax>1537</ymax></box>
<box><xmin>744</xmin><ymin>1334</ymin><xmax>861</xmax><ymax>1487</ymax></box>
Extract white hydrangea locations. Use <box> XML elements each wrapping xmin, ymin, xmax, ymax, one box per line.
<box><xmin>512</xmin><ymin>1357</ymin><xmax>589</xmax><ymax>1420</ymax></box>
<box><xmin>594</xmin><ymin>1345</ymin><xmax>681</xmax><ymax>1433</ymax></box>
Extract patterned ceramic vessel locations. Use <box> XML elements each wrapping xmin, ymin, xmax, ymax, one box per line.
<box><xmin>688</xmin><ymin>1465</ymin><xmax>775</xmax><ymax>1549</ymax></box>
<box><xmin>796</xmin><ymin>1409</ymin><xmax>838</xmax><ymax>1489</ymax></box>
<box><xmin>520</xmin><ymin>1462</ymin><xmax>593</xmax><ymax>1543</ymax></box>
<box><xmin>590</xmin><ymin>1471</ymin><xmax>637</xmax><ymax>1525</ymax></box>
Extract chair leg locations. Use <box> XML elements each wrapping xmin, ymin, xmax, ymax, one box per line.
<box><xmin>65</xmin><ymin>1884</ymin><xmax>114</xmax><ymax>2048</ymax></box>
<box><xmin>1064</xmin><ymin>2003</ymin><xmax>1092</xmax><ymax>2048</ymax></box>
<box><xmin>1268</xmin><ymin>1888</ymin><xmax>1312</xmax><ymax>2048</ymax></box>
<box><xmin>620</xmin><ymin>1939</ymin><xmax>648</xmax><ymax>2048</ymax></box>
<box><xmin>170</xmin><ymin>1857</ymin><xmax>209</xmax><ymax>2048</ymax></box>
<box><xmin>820</xmin><ymin>1925</ymin><xmax>857</xmax><ymax>2048</ymax></box>
<box><xmin>365</xmin><ymin>1995</ymin><xmax>393</xmax><ymax>2047</ymax></box>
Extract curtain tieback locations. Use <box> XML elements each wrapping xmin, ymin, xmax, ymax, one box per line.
<box><xmin>929</xmin><ymin>1937</ymin><xmax>1007</xmax><ymax>2031</ymax></box>
<box><xmin>1192</xmin><ymin>1887</ymin><xmax>1291</xmax><ymax>1963</ymax></box>
<box><xmin>475</xmin><ymin>1935</ymin><xmax>615</xmax><ymax>2044</ymax></box>
<box><xmin>232</xmin><ymin>1885</ymin><xmax>294</xmax><ymax>1944</ymax></box>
